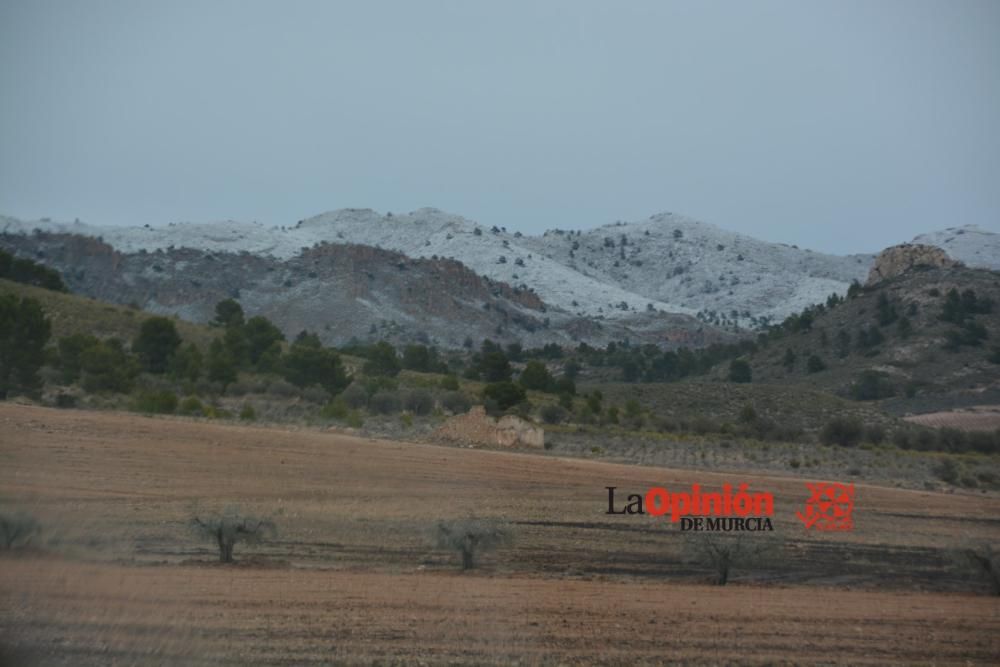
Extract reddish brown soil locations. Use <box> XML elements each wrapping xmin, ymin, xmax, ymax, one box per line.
<box><xmin>1</xmin><ymin>404</ymin><xmax>998</xmax><ymax>665</ymax></box>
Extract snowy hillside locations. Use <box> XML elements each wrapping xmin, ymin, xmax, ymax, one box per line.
<box><xmin>1</xmin><ymin>209</ymin><xmax>687</xmax><ymax>319</ymax></box>
<box><xmin>4</xmin><ymin>209</ymin><xmax>993</xmax><ymax>326</ymax></box>
<box><xmin>519</xmin><ymin>213</ymin><xmax>873</xmax><ymax>326</ymax></box>
<box><xmin>912</xmin><ymin>225</ymin><xmax>1000</xmax><ymax>271</ymax></box>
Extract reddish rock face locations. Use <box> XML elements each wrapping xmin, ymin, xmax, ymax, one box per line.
<box><xmin>866</xmin><ymin>243</ymin><xmax>961</xmax><ymax>286</ymax></box>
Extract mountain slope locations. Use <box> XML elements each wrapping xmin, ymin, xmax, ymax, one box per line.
<box><xmin>0</xmin><ymin>231</ymin><xmax>727</xmax><ymax>349</ymax></box>
<box><xmin>716</xmin><ymin>265</ymin><xmax>1000</xmax><ymax>413</ymax></box>
<box><xmin>0</xmin><ymin>278</ymin><xmax>217</xmax><ymax>348</ymax></box>
<box><xmin>3</xmin><ymin>209</ymin><xmax>996</xmax><ymax>338</ymax></box>
<box><xmin>1</xmin><ymin>209</ymin><xmax>875</xmax><ymax>325</ymax></box>
<box><xmin>912</xmin><ymin>225</ymin><xmax>1000</xmax><ymax>271</ymax></box>
<box><xmin>519</xmin><ymin>212</ymin><xmax>873</xmax><ymax>326</ymax></box>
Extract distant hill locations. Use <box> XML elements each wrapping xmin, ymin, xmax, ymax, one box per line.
<box><xmin>716</xmin><ymin>265</ymin><xmax>1000</xmax><ymax>413</ymax></box>
<box><xmin>2</xmin><ymin>208</ymin><xmax>997</xmax><ymax>347</ymax></box>
<box><xmin>0</xmin><ymin>232</ymin><xmax>727</xmax><ymax>349</ymax></box>
<box><xmin>0</xmin><ymin>278</ymin><xmax>216</xmax><ymax>348</ymax></box>
<box><xmin>912</xmin><ymin>225</ymin><xmax>1000</xmax><ymax>271</ymax></box>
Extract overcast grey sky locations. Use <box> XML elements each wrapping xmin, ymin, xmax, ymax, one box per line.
<box><xmin>1</xmin><ymin>1</ymin><xmax>997</xmax><ymax>253</ymax></box>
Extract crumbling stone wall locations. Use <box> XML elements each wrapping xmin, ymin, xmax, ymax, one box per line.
<box><xmin>434</xmin><ymin>405</ymin><xmax>544</xmax><ymax>448</ymax></box>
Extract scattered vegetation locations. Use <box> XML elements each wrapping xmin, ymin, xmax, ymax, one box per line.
<box><xmin>192</xmin><ymin>508</ymin><xmax>277</xmax><ymax>563</ymax></box>
<box><xmin>683</xmin><ymin>533</ymin><xmax>779</xmax><ymax>586</ymax></box>
<box><xmin>820</xmin><ymin>416</ymin><xmax>863</xmax><ymax>447</ymax></box>
<box><xmin>0</xmin><ymin>249</ymin><xmax>66</xmax><ymax>292</ymax></box>
<box><xmin>0</xmin><ymin>294</ymin><xmax>50</xmax><ymax>398</ymax></box>
<box><xmin>433</xmin><ymin>517</ymin><xmax>512</xmax><ymax>570</ymax></box>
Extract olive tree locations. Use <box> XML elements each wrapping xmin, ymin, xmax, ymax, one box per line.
<box><xmin>192</xmin><ymin>508</ymin><xmax>276</xmax><ymax>563</ymax></box>
<box><xmin>959</xmin><ymin>543</ymin><xmax>1000</xmax><ymax>596</ymax></box>
<box><xmin>0</xmin><ymin>511</ymin><xmax>40</xmax><ymax>549</ymax></box>
<box><xmin>683</xmin><ymin>532</ymin><xmax>779</xmax><ymax>586</ymax></box>
<box><xmin>434</xmin><ymin>517</ymin><xmax>512</xmax><ymax>571</ymax></box>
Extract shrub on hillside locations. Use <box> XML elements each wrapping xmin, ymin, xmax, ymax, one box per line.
<box><xmin>863</xmin><ymin>423</ymin><xmax>886</xmax><ymax>445</ymax></box>
<box><xmin>439</xmin><ymin>374</ymin><xmax>460</xmax><ymax>391</ymax></box>
<box><xmin>539</xmin><ymin>403</ymin><xmax>568</xmax><ymax>424</ymax></box>
<box><xmin>401</xmin><ymin>344</ymin><xmax>446</xmax><ymax>373</ymax></box>
<box><xmin>302</xmin><ymin>386</ymin><xmax>331</xmax><ymax>404</ymax></box>
<box><xmin>728</xmin><ymin>359</ymin><xmax>752</xmax><ymax>383</ymax></box>
<box><xmin>475</xmin><ymin>341</ymin><xmax>512</xmax><ymax>382</ymax></box>
<box><xmin>362</xmin><ymin>341</ymin><xmax>402</xmax><ymax>377</ymax></box>
<box><xmin>133</xmin><ymin>316</ymin><xmax>182</xmax><ymax>374</ymax></box>
<box><xmin>0</xmin><ymin>249</ymin><xmax>66</xmax><ymax>291</ymax></box>
<box><xmin>266</xmin><ymin>379</ymin><xmax>299</xmax><ymax>398</ymax></box>
<box><xmin>132</xmin><ymin>390</ymin><xmax>178</xmax><ymax>414</ymax></box>
<box><xmin>54</xmin><ymin>393</ymin><xmax>77</xmax><ymax>409</ymax></box>
<box><xmin>482</xmin><ymin>381</ymin><xmax>526</xmax><ymax>410</ymax></box>
<box><xmin>178</xmin><ymin>396</ymin><xmax>205</xmax><ymax>416</ymax></box>
<box><xmin>283</xmin><ymin>343</ymin><xmax>351</xmax><ymax>394</ymax></box>
<box><xmin>212</xmin><ymin>299</ymin><xmax>245</xmax><ymax>328</ymax></box>
<box><xmin>806</xmin><ymin>354</ymin><xmax>827</xmax><ymax>374</ymax></box>
<box><xmin>340</xmin><ymin>383</ymin><xmax>370</xmax><ymax>410</ymax></box>
<box><xmin>519</xmin><ymin>360</ymin><xmax>554</xmax><ymax>391</ymax></box>
<box><xmin>849</xmin><ymin>370</ymin><xmax>895</xmax><ymax>401</ymax></box>
<box><xmin>57</xmin><ymin>333</ymin><xmax>100</xmax><ymax>384</ymax></box>
<box><xmin>320</xmin><ymin>398</ymin><xmax>349</xmax><ymax>420</ymax></box>
<box><xmin>937</xmin><ymin>458</ymin><xmax>961</xmax><ymax>485</ymax></box>
<box><xmin>690</xmin><ymin>415</ymin><xmax>718</xmax><ymax>435</ymax></box>
<box><xmin>206</xmin><ymin>338</ymin><xmax>238</xmax><ymax>385</ymax></box>
<box><xmin>0</xmin><ymin>294</ymin><xmax>51</xmax><ymax>398</ymax></box>
<box><xmin>403</xmin><ymin>389</ymin><xmax>434</xmax><ymax>415</ymax></box>
<box><xmin>441</xmin><ymin>391</ymin><xmax>472</xmax><ymax>414</ymax></box>
<box><xmin>225</xmin><ymin>379</ymin><xmax>253</xmax><ymax>397</ymax></box>
<box><xmin>820</xmin><ymin>416</ymin><xmax>863</xmax><ymax>447</ymax></box>
<box><xmin>169</xmin><ymin>343</ymin><xmax>203</xmax><ymax>382</ymax></box>
<box><xmin>242</xmin><ymin>316</ymin><xmax>285</xmax><ymax>367</ymax></box>
<box><xmin>80</xmin><ymin>339</ymin><xmax>139</xmax><ymax>393</ymax></box>
<box><xmin>369</xmin><ymin>390</ymin><xmax>401</xmax><ymax>415</ymax></box>
<box><xmin>944</xmin><ymin>321</ymin><xmax>989</xmax><ymax>350</ymax></box>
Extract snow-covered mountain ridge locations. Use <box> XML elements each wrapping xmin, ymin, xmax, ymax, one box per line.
<box><xmin>2</xmin><ymin>210</ymin><xmax>996</xmax><ymax>326</ymax></box>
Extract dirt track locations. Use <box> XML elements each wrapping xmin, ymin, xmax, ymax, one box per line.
<box><xmin>1</xmin><ymin>404</ymin><xmax>999</xmax><ymax>665</ymax></box>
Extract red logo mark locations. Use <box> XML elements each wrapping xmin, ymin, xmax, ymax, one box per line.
<box><xmin>797</xmin><ymin>482</ymin><xmax>854</xmax><ymax>531</ymax></box>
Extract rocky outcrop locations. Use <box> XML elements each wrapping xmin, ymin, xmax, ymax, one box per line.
<box><xmin>866</xmin><ymin>244</ymin><xmax>961</xmax><ymax>286</ymax></box>
<box><xmin>434</xmin><ymin>406</ymin><xmax>544</xmax><ymax>448</ymax></box>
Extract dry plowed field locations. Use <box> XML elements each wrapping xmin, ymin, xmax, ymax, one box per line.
<box><xmin>1</xmin><ymin>404</ymin><xmax>998</xmax><ymax>665</ymax></box>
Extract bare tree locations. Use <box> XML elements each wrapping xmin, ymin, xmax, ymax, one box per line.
<box><xmin>683</xmin><ymin>532</ymin><xmax>779</xmax><ymax>586</ymax></box>
<box><xmin>192</xmin><ymin>508</ymin><xmax>276</xmax><ymax>563</ymax></box>
<box><xmin>434</xmin><ymin>517</ymin><xmax>512</xmax><ymax>571</ymax></box>
<box><xmin>959</xmin><ymin>543</ymin><xmax>1000</xmax><ymax>596</ymax></box>
<box><xmin>0</xmin><ymin>511</ymin><xmax>39</xmax><ymax>549</ymax></box>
